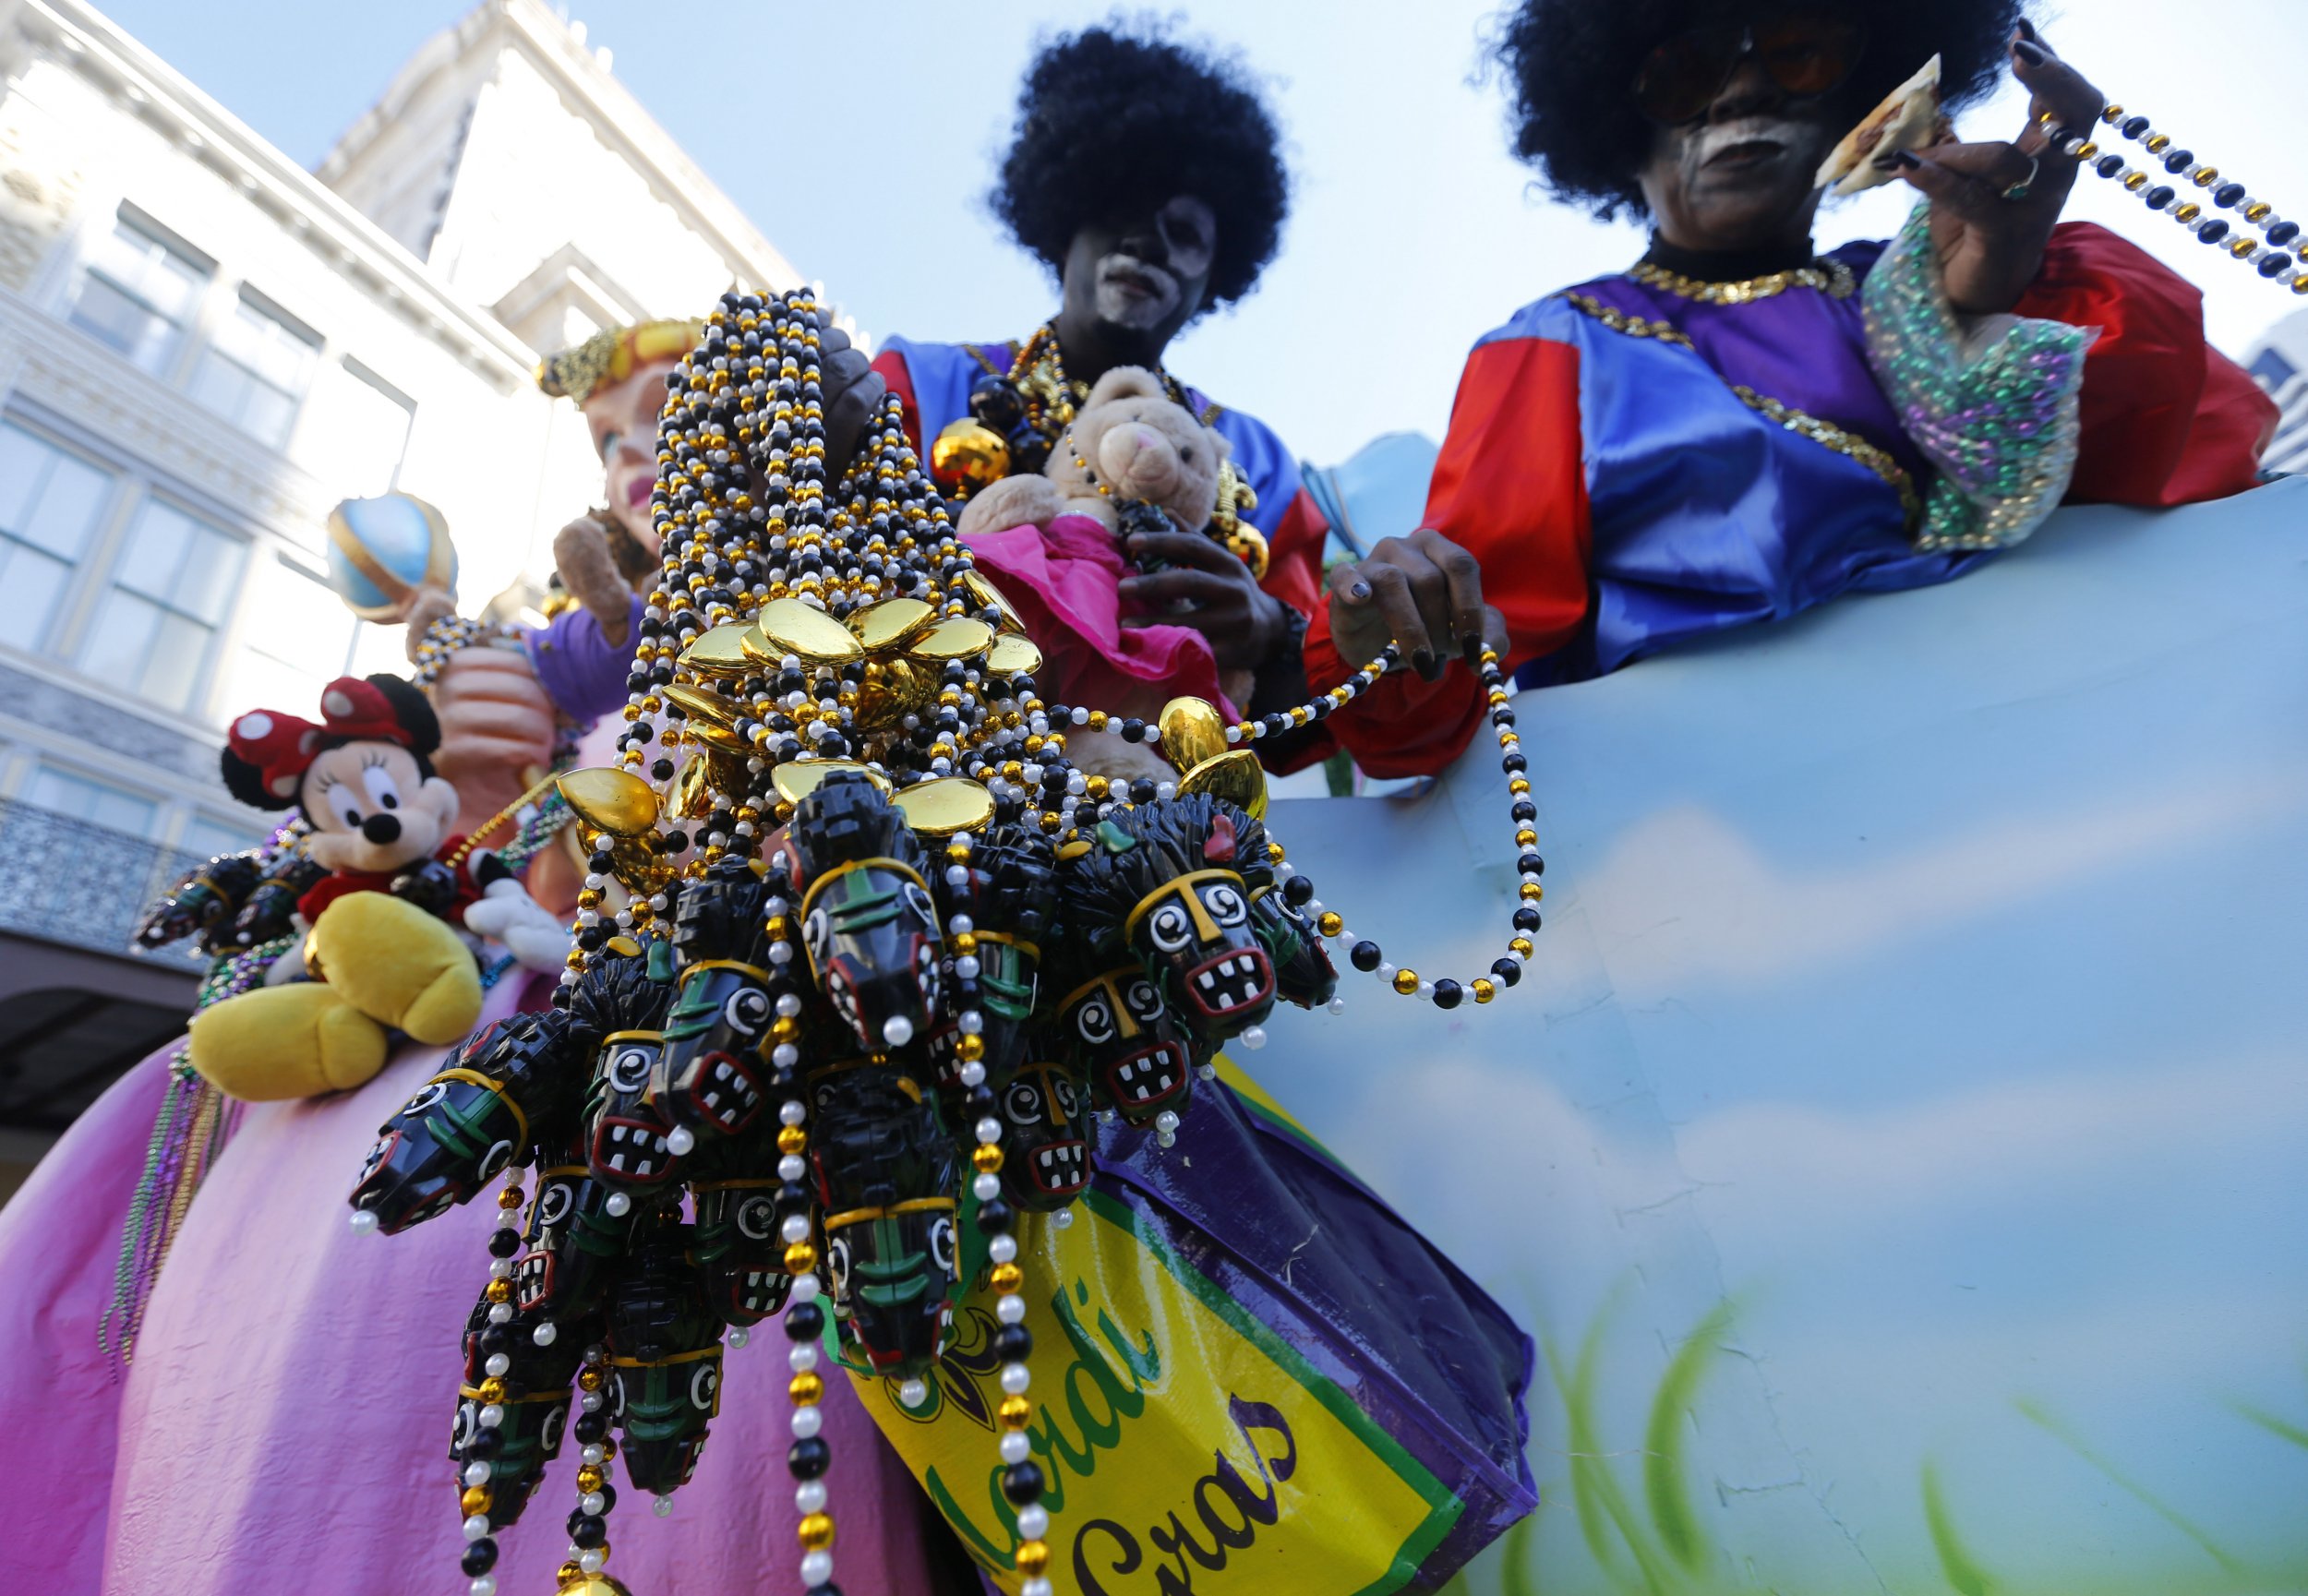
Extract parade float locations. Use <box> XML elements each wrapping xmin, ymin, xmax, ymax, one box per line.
<box><xmin>66</xmin><ymin>83</ymin><xmax>2308</xmax><ymax>1596</ymax></box>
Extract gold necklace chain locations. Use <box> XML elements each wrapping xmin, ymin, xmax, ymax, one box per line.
<box><xmin>981</xmin><ymin>324</ymin><xmax>1224</xmax><ymax>432</ymax></box>
<box><xmin>1625</xmin><ymin>257</ymin><xmax>1856</xmax><ymax>305</ymax></box>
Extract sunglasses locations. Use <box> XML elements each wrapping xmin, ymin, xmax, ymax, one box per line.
<box><xmin>1632</xmin><ymin>12</ymin><xmax>1869</xmax><ymax>125</ymax></box>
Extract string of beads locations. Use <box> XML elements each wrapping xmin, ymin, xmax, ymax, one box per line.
<box><xmin>2045</xmin><ymin>103</ymin><xmax>2305</xmax><ymax>292</ymax></box>
<box><xmin>444</xmin><ymin>286</ymin><xmax>1545</xmax><ymax>1594</ymax></box>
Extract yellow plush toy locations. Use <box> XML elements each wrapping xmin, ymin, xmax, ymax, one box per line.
<box><xmin>187</xmin><ymin>675</ymin><xmax>487</xmax><ymax>1100</ymax></box>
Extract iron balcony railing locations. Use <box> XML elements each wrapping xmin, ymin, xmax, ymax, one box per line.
<box><xmin>0</xmin><ymin>798</ymin><xmax>210</xmax><ymax>969</ymax></box>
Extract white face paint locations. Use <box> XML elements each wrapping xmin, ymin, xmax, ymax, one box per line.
<box><xmin>1089</xmin><ymin>198</ymin><xmax>1216</xmax><ymax>331</ymax></box>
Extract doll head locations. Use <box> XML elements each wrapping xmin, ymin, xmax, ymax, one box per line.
<box><xmin>222</xmin><ymin>674</ymin><xmax>459</xmax><ymax>876</ymax></box>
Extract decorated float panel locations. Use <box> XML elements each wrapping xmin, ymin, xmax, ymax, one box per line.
<box><xmin>1253</xmin><ymin>480</ymin><xmax>2308</xmax><ymax>1596</ymax></box>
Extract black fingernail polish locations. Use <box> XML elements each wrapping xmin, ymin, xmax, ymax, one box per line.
<box><xmin>2013</xmin><ymin>38</ymin><xmax>2046</xmax><ymax>64</ymax></box>
<box><xmin>2014</xmin><ymin>17</ymin><xmax>2038</xmax><ymax>40</ymax></box>
<box><xmin>1461</xmin><ymin>634</ymin><xmax>1485</xmax><ymax>666</ymax></box>
<box><xmin>1893</xmin><ymin>150</ymin><xmax>1921</xmax><ymax>169</ymax></box>
<box><xmin>1412</xmin><ymin>649</ymin><xmax>1438</xmax><ymax>679</ymax></box>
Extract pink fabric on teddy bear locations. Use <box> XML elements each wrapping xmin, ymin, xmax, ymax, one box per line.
<box><xmin>962</xmin><ymin>512</ymin><xmax>1238</xmax><ymax>722</ymax></box>
<box><xmin>953</xmin><ymin>366</ymin><xmax>1249</xmax><ymax>730</ymax></box>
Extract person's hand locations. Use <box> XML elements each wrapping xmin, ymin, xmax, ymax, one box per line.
<box><xmin>1323</xmin><ymin>528</ymin><xmax>1503</xmax><ymax>683</ymax></box>
<box><xmin>429</xmin><ymin>648</ymin><xmax>557</xmax><ymax>834</ymax></box>
<box><xmin>818</xmin><ymin>325</ymin><xmax>885</xmax><ymax>481</ymax></box>
<box><xmin>400</xmin><ymin>587</ymin><xmax>458</xmax><ymax>663</ymax></box>
<box><xmin>1893</xmin><ymin>21</ymin><xmax>2104</xmax><ymax>315</ymax></box>
<box><xmin>1117</xmin><ymin>530</ymin><xmax>1289</xmax><ymax>671</ymax></box>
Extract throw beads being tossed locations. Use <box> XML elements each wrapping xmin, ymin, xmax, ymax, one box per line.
<box><xmin>2046</xmin><ymin>102</ymin><xmax>2306</xmax><ymax>293</ymax></box>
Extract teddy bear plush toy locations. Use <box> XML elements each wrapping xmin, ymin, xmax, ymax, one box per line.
<box><xmin>186</xmin><ymin>674</ymin><xmax>511</xmax><ymax>1101</ymax></box>
<box><xmin>954</xmin><ymin>366</ymin><xmax>1253</xmax><ymax>783</ymax></box>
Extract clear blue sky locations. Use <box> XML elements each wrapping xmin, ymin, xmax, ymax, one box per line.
<box><xmin>92</xmin><ymin>0</ymin><xmax>2308</xmax><ymax>464</ymax></box>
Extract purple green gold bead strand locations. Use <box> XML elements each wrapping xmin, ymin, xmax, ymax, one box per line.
<box><xmin>2043</xmin><ymin>103</ymin><xmax>2306</xmax><ymax>292</ymax></box>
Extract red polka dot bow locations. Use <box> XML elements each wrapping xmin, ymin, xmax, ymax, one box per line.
<box><xmin>226</xmin><ymin>676</ymin><xmax>412</xmax><ymax>801</ymax></box>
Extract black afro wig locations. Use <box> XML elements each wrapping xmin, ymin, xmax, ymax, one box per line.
<box><xmin>992</xmin><ymin>19</ymin><xmax>1290</xmax><ymax>310</ymax></box>
<box><xmin>1491</xmin><ymin>0</ymin><xmax>2028</xmax><ymax>219</ymax></box>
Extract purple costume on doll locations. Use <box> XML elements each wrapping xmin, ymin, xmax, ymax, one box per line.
<box><xmin>527</xmin><ymin>592</ymin><xmax>646</xmax><ymax>724</ymax></box>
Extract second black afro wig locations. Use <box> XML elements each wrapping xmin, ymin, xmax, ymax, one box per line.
<box><xmin>992</xmin><ymin>20</ymin><xmax>1290</xmax><ymax>309</ymax></box>
<box><xmin>1490</xmin><ymin>0</ymin><xmax>2028</xmax><ymax>219</ymax></box>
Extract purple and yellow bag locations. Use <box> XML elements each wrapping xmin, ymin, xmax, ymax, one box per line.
<box><xmin>848</xmin><ymin>1060</ymin><xmax>1535</xmax><ymax>1594</ymax></box>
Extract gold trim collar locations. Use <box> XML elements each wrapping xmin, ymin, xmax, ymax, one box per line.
<box><xmin>1625</xmin><ymin>258</ymin><xmax>1856</xmax><ymax>305</ymax></box>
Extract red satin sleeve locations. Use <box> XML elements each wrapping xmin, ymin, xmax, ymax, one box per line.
<box><xmin>872</xmin><ymin>346</ymin><xmax>922</xmax><ymax>458</ymax></box>
<box><xmin>2017</xmin><ymin>221</ymin><xmax>2275</xmax><ymax>506</ymax></box>
<box><xmin>1259</xmin><ymin>484</ymin><xmax>1327</xmax><ymax>623</ymax></box>
<box><xmin>1304</xmin><ymin>335</ymin><xmax>1593</xmax><ymax>780</ymax></box>
<box><xmin>1252</xmin><ymin>483</ymin><xmax>1338</xmax><ymax>775</ymax></box>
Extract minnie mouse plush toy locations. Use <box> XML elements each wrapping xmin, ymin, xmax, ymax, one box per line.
<box><xmin>187</xmin><ymin>674</ymin><xmax>508</xmax><ymax>1101</ymax></box>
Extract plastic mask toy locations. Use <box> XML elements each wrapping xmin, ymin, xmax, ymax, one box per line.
<box><xmin>998</xmin><ymin>1059</ymin><xmax>1093</xmax><ymax>1209</ymax></box>
<box><xmin>585</xmin><ymin>1029</ymin><xmax>682</xmax><ymax>1189</ymax></box>
<box><xmin>603</xmin><ymin>1218</ymin><xmax>724</xmax><ymax>1494</ymax></box>
<box><xmin>352</xmin><ymin>1011</ymin><xmax>569</xmax><ymax>1232</ymax></box>
<box><xmin>452</xmin><ymin>1292</ymin><xmax>583</xmax><ymax>1530</ymax></box>
<box><xmin>789</xmin><ymin>773</ymin><xmax>944</xmax><ymax>1054</ymax></box>
<box><xmin>690</xmin><ymin>1125</ymin><xmax>794</xmax><ymax>1326</ymax></box>
<box><xmin>515</xmin><ymin>1144</ymin><xmax>639</xmax><ymax>1323</ymax></box>
<box><xmin>799</xmin><ymin>858</ymin><xmax>942</xmax><ymax>1052</ymax></box>
<box><xmin>1055</xmin><ymin>965</ymin><xmax>1193</xmax><ymax>1125</ymax></box>
<box><xmin>1124</xmin><ymin>866</ymin><xmax>1276</xmax><ymax>1037</ymax></box>
<box><xmin>658</xmin><ymin>863</ymin><xmax>779</xmax><ymax>1143</ymax></box>
<box><xmin>808</xmin><ymin>1060</ymin><xmax>960</xmax><ymax>1380</ymax></box>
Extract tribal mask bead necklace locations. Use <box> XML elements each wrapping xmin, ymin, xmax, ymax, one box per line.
<box><xmin>348</xmin><ymin>287</ymin><xmax>1545</xmax><ymax>1596</ymax></box>
<box><xmin>2045</xmin><ymin>103</ymin><xmax>2305</xmax><ymax>292</ymax></box>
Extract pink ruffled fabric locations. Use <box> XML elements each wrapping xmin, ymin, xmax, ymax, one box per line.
<box><xmin>962</xmin><ymin>513</ymin><xmax>1240</xmax><ymax>721</ymax></box>
<box><xmin>0</xmin><ymin>986</ymin><xmax>938</xmax><ymax>1595</ymax></box>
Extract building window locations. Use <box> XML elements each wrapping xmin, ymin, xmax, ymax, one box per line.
<box><xmin>221</xmin><ymin>554</ymin><xmax>358</xmax><ymax>717</ymax></box>
<box><xmin>189</xmin><ymin>288</ymin><xmax>320</xmax><ymax>448</ymax></box>
<box><xmin>18</xmin><ymin>762</ymin><xmax>159</xmax><ymax>838</ymax></box>
<box><xmin>0</xmin><ymin>423</ymin><xmax>115</xmax><ymax>654</ymax></box>
<box><xmin>76</xmin><ymin>497</ymin><xmax>246</xmax><ymax>714</ymax></box>
<box><xmin>66</xmin><ymin>208</ymin><xmax>211</xmax><ymax>376</ymax></box>
<box><xmin>177</xmin><ymin>812</ymin><xmax>264</xmax><ymax>859</ymax></box>
<box><xmin>298</xmin><ymin>358</ymin><xmax>416</xmax><ymax>498</ymax></box>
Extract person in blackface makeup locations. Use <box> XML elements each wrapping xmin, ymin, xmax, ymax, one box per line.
<box><xmin>872</xmin><ymin>20</ymin><xmax>1336</xmax><ymax>770</ymax></box>
<box><xmin>1311</xmin><ymin>0</ymin><xmax>2278</xmax><ymax>779</ymax></box>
